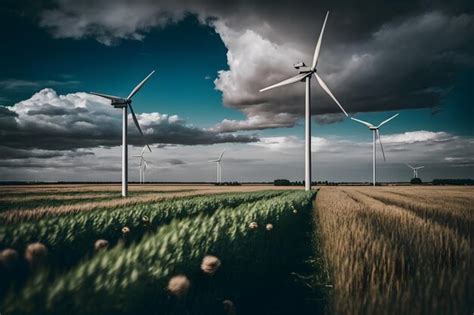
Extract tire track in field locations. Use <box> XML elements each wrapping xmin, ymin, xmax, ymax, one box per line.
<box><xmin>351</xmin><ymin>188</ymin><xmax>473</xmax><ymax>240</ymax></box>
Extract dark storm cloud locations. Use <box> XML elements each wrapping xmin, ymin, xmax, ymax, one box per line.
<box><xmin>0</xmin><ymin>89</ymin><xmax>257</xmax><ymax>153</ymax></box>
<box><xmin>163</xmin><ymin>158</ymin><xmax>186</xmax><ymax>165</ymax></box>
<box><xmin>36</xmin><ymin>0</ymin><xmax>474</xmax><ymax>131</ymax></box>
<box><xmin>0</xmin><ymin>145</ymin><xmax>94</xmax><ymax>159</ymax></box>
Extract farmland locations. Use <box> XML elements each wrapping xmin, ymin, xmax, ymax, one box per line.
<box><xmin>0</xmin><ymin>184</ymin><xmax>473</xmax><ymax>314</ymax></box>
<box><xmin>315</xmin><ymin>186</ymin><xmax>473</xmax><ymax>315</ymax></box>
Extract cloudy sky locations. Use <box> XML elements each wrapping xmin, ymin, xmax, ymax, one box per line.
<box><xmin>0</xmin><ymin>0</ymin><xmax>473</xmax><ymax>183</ymax></box>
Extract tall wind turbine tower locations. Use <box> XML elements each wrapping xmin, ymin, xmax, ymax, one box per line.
<box><xmin>209</xmin><ymin>150</ymin><xmax>225</xmax><ymax>184</ymax></box>
<box><xmin>90</xmin><ymin>71</ymin><xmax>155</xmax><ymax>197</ymax></box>
<box><xmin>406</xmin><ymin>164</ymin><xmax>424</xmax><ymax>178</ymax></box>
<box><xmin>134</xmin><ymin>145</ymin><xmax>152</xmax><ymax>184</ymax></box>
<box><xmin>259</xmin><ymin>11</ymin><xmax>349</xmax><ymax>191</ymax></box>
<box><xmin>351</xmin><ymin>114</ymin><xmax>399</xmax><ymax>186</ymax></box>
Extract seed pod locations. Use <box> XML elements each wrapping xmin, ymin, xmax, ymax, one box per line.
<box><xmin>167</xmin><ymin>275</ymin><xmax>190</xmax><ymax>298</ymax></box>
<box><xmin>94</xmin><ymin>239</ymin><xmax>109</xmax><ymax>252</ymax></box>
<box><xmin>122</xmin><ymin>226</ymin><xmax>130</xmax><ymax>234</ymax></box>
<box><xmin>201</xmin><ymin>255</ymin><xmax>221</xmax><ymax>275</ymax></box>
<box><xmin>25</xmin><ymin>242</ymin><xmax>48</xmax><ymax>269</ymax></box>
<box><xmin>248</xmin><ymin>222</ymin><xmax>258</xmax><ymax>230</ymax></box>
<box><xmin>266</xmin><ymin>223</ymin><xmax>273</xmax><ymax>231</ymax></box>
<box><xmin>0</xmin><ymin>248</ymin><xmax>19</xmax><ymax>270</ymax></box>
<box><xmin>222</xmin><ymin>299</ymin><xmax>236</xmax><ymax>315</ymax></box>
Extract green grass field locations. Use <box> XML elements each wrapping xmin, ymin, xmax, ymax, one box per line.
<box><xmin>0</xmin><ymin>186</ymin><xmax>324</xmax><ymax>315</ymax></box>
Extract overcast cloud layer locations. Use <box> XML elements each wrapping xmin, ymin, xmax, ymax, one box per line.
<box><xmin>1</xmin><ymin>130</ymin><xmax>472</xmax><ymax>182</ymax></box>
<box><xmin>38</xmin><ymin>0</ymin><xmax>474</xmax><ymax>131</ymax></box>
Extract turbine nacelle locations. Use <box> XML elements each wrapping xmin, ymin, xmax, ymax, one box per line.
<box><xmin>294</xmin><ymin>62</ymin><xmax>313</xmax><ymax>74</ymax></box>
<box><xmin>112</xmin><ymin>98</ymin><xmax>131</xmax><ymax>108</ymax></box>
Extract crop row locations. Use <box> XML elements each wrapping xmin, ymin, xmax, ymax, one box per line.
<box><xmin>3</xmin><ymin>190</ymin><xmax>316</xmax><ymax>315</ymax></box>
<box><xmin>0</xmin><ymin>191</ymin><xmax>286</xmax><ymax>269</ymax></box>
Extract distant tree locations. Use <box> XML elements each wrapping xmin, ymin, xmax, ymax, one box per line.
<box><xmin>432</xmin><ymin>179</ymin><xmax>474</xmax><ymax>185</ymax></box>
<box><xmin>274</xmin><ymin>179</ymin><xmax>291</xmax><ymax>186</ymax></box>
<box><xmin>410</xmin><ymin>178</ymin><xmax>422</xmax><ymax>184</ymax></box>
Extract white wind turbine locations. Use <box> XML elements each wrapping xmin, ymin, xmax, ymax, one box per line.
<box><xmin>134</xmin><ymin>145</ymin><xmax>152</xmax><ymax>184</ymax></box>
<box><xmin>90</xmin><ymin>70</ymin><xmax>155</xmax><ymax>197</ymax></box>
<box><xmin>209</xmin><ymin>150</ymin><xmax>225</xmax><ymax>184</ymax></box>
<box><xmin>259</xmin><ymin>11</ymin><xmax>349</xmax><ymax>191</ymax></box>
<box><xmin>406</xmin><ymin>164</ymin><xmax>424</xmax><ymax>178</ymax></box>
<box><xmin>351</xmin><ymin>113</ymin><xmax>399</xmax><ymax>186</ymax></box>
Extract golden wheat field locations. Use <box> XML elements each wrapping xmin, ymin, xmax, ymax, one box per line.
<box><xmin>314</xmin><ymin>186</ymin><xmax>473</xmax><ymax>315</ymax></box>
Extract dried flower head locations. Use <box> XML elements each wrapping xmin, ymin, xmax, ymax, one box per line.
<box><xmin>201</xmin><ymin>255</ymin><xmax>221</xmax><ymax>275</ymax></box>
<box><xmin>266</xmin><ymin>223</ymin><xmax>273</xmax><ymax>231</ymax></box>
<box><xmin>25</xmin><ymin>242</ymin><xmax>48</xmax><ymax>268</ymax></box>
<box><xmin>222</xmin><ymin>299</ymin><xmax>236</xmax><ymax>315</ymax></box>
<box><xmin>249</xmin><ymin>222</ymin><xmax>258</xmax><ymax>230</ymax></box>
<box><xmin>122</xmin><ymin>226</ymin><xmax>130</xmax><ymax>234</ymax></box>
<box><xmin>292</xmin><ymin>209</ymin><xmax>298</xmax><ymax>214</ymax></box>
<box><xmin>94</xmin><ymin>239</ymin><xmax>109</xmax><ymax>251</ymax></box>
<box><xmin>167</xmin><ymin>275</ymin><xmax>190</xmax><ymax>297</ymax></box>
<box><xmin>142</xmin><ymin>216</ymin><xmax>150</xmax><ymax>224</ymax></box>
<box><xmin>0</xmin><ymin>248</ymin><xmax>19</xmax><ymax>270</ymax></box>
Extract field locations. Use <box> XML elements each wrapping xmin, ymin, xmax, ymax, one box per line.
<box><xmin>0</xmin><ymin>184</ymin><xmax>472</xmax><ymax>314</ymax></box>
<box><xmin>315</xmin><ymin>186</ymin><xmax>473</xmax><ymax>315</ymax></box>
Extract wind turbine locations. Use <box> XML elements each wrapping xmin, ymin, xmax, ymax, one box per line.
<box><xmin>142</xmin><ymin>158</ymin><xmax>149</xmax><ymax>183</ymax></box>
<box><xmin>406</xmin><ymin>164</ymin><xmax>424</xmax><ymax>178</ymax></box>
<box><xmin>259</xmin><ymin>11</ymin><xmax>349</xmax><ymax>191</ymax></box>
<box><xmin>90</xmin><ymin>71</ymin><xmax>155</xmax><ymax>197</ymax></box>
<box><xmin>350</xmin><ymin>114</ymin><xmax>399</xmax><ymax>186</ymax></box>
<box><xmin>134</xmin><ymin>145</ymin><xmax>152</xmax><ymax>184</ymax></box>
<box><xmin>209</xmin><ymin>150</ymin><xmax>225</xmax><ymax>184</ymax></box>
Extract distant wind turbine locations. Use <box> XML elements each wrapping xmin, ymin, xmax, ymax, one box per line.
<box><xmin>351</xmin><ymin>114</ymin><xmax>399</xmax><ymax>186</ymax></box>
<box><xmin>406</xmin><ymin>164</ymin><xmax>424</xmax><ymax>178</ymax></box>
<box><xmin>259</xmin><ymin>11</ymin><xmax>349</xmax><ymax>191</ymax></box>
<box><xmin>209</xmin><ymin>150</ymin><xmax>225</xmax><ymax>184</ymax></box>
<box><xmin>134</xmin><ymin>145</ymin><xmax>152</xmax><ymax>184</ymax></box>
<box><xmin>90</xmin><ymin>70</ymin><xmax>155</xmax><ymax>197</ymax></box>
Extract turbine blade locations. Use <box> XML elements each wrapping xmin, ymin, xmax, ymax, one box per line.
<box><xmin>128</xmin><ymin>103</ymin><xmax>144</xmax><ymax>136</ymax></box>
<box><xmin>127</xmin><ymin>70</ymin><xmax>156</xmax><ymax>100</ymax></box>
<box><xmin>377</xmin><ymin>129</ymin><xmax>386</xmax><ymax>161</ymax></box>
<box><xmin>377</xmin><ymin>113</ymin><xmax>399</xmax><ymax>128</ymax></box>
<box><xmin>315</xmin><ymin>73</ymin><xmax>348</xmax><ymax>116</ymax></box>
<box><xmin>416</xmin><ymin>166</ymin><xmax>425</xmax><ymax>169</ymax></box>
<box><xmin>218</xmin><ymin>149</ymin><xmax>226</xmax><ymax>161</ymax></box>
<box><xmin>141</xmin><ymin>144</ymin><xmax>152</xmax><ymax>155</ymax></box>
<box><xmin>406</xmin><ymin>163</ymin><xmax>415</xmax><ymax>169</ymax></box>
<box><xmin>311</xmin><ymin>11</ymin><xmax>330</xmax><ymax>70</ymax></box>
<box><xmin>259</xmin><ymin>73</ymin><xmax>310</xmax><ymax>92</ymax></box>
<box><xmin>89</xmin><ymin>92</ymin><xmax>123</xmax><ymax>102</ymax></box>
<box><xmin>350</xmin><ymin>117</ymin><xmax>374</xmax><ymax>128</ymax></box>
